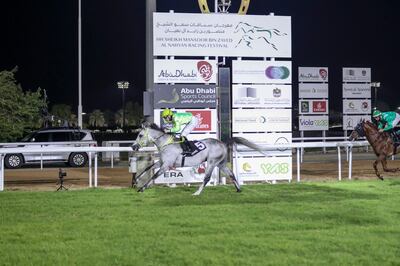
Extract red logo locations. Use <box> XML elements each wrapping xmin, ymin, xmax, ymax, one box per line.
<box><xmin>197</xmin><ymin>61</ymin><xmax>213</xmax><ymax>82</ymax></box>
<box><xmin>312</xmin><ymin>101</ymin><xmax>326</xmax><ymax>112</ymax></box>
<box><xmin>319</xmin><ymin>68</ymin><xmax>328</xmax><ymax>80</ymax></box>
<box><xmin>187</xmin><ymin>110</ymin><xmax>212</xmax><ymax>131</ymax></box>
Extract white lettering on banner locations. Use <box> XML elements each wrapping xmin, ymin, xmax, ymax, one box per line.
<box><xmin>154</xmin><ymin>59</ymin><xmax>217</xmax><ymax>83</ymax></box>
<box><xmin>233</xmin><ymin>157</ymin><xmax>292</xmax><ymax>181</ymax></box>
<box><xmin>232</xmin><ymin>60</ymin><xmax>292</xmax><ymax>84</ymax></box>
<box><xmin>232</xmin><ymin>109</ymin><xmax>292</xmax><ymax>132</ymax></box>
<box><xmin>298</xmin><ymin>67</ymin><xmax>329</xmax><ymax>82</ymax></box>
<box><xmin>154</xmin><ymin>13</ymin><xmax>291</xmax><ymax>57</ymax></box>
<box><xmin>343</xmin><ymin>100</ymin><xmax>371</xmax><ymax>114</ymax></box>
<box><xmin>154</xmin><ymin>164</ymin><xmax>217</xmax><ymax>184</ymax></box>
<box><xmin>232</xmin><ymin>85</ymin><xmax>292</xmax><ymax>108</ymax></box>
<box><xmin>342</xmin><ymin>83</ymin><xmax>371</xmax><ymax>98</ymax></box>
<box><xmin>299</xmin><ymin>116</ymin><xmax>329</xmax><ymax>131</ymax></box>
<box><xmin>343</xmin><ymin>68</ymin><xmax>371</xmax><ymax>82</ymax></box>
<box><xmin>343</xmin><ymin>115</ymin><xmax>371</xmax><ymax>130</ymax></box>
<box><xmin>298</xmin><ymin>83</ymin><xmax>329</xmax><ymax>99</ymax></box>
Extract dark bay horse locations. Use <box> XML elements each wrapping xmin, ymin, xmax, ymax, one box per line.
<box><xmin>131</xmin><ymin>123</ymin><xmax>265</xmax><ymax>195</ymax></box>
<box><xmin>349</xmin><ymin>120</ymin><xmax>399</xmax><ymax>180</ymax></box>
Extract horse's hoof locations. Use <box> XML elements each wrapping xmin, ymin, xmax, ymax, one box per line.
<box><xmin>236</xmin><ymin>189</ymin><xmax>242</xmax><ymax>193</ymax></box>
<box><xmin>378</xmin><ymin>176</ymin><xmax>384</xmax><ymax>181</ymax></box>
<box><xmin>137</xmin><ymin>187</ymin><xmax>145</xmax><ymax>193</ymax></box>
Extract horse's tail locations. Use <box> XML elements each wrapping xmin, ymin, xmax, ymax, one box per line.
<box><xmin>227</xmin><ymin>137</ymin><xmax>266</xmax><ymax>155</ymax></box>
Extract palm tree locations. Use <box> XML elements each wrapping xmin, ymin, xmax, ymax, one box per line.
<box><xmin>89</xmin><ymin>109</ymin><xmax>105</xmax><ymax>128</ymax></box>
<box><xmin>114</xmin><ymin>109</ymin><xmax>128</xmax><ymax>128</ymax></box>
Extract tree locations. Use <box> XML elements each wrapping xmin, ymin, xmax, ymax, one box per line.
<box><xmin>114</xmin><ymin>109</ymin><xmax>127</xmax><ymax>128</ymax></box>
<box><xmin>89</xmin><ymin>109</ymin><xmax>105</xmax><ymax>128</ymax></box>
<box><xmin>51</xmin><ymin>104</ymin><xmax>72</xmax><ymax>126</ymax></box>
<box><xmin>125</xmin><ymin>101</ymin><xmax>143</xmax><ymax>126</ymax></box>
<box><xmin>0</xmin><ymin>67</ymin><xmax>47</xmax><ymax>141</ymax></box>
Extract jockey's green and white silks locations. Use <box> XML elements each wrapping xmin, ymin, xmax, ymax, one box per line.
<box><xmin>376</xmin><ymin>111</ymin><xmax>400</xmax><ymax>131</ymax></box>
<box><xmin>163</xmin><ymin>112</ymin><xmax>199</xmax><ymax>137</ymax></box>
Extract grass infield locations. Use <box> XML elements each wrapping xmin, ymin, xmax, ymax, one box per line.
<box><xmin>1</xmin><ymin>180</ymin><xmax>400</xmax><ymax>265</ymax></box>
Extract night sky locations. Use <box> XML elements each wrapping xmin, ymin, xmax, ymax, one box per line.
<box><xmin>1</xmin><ymin>1</ymin><xmax>399</xmax><ymax>113</ymax></box>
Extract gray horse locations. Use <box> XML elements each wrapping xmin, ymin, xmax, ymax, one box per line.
<box><xmin>131</xmin><ymin>123</ymin><xmax>264</xmax><ymax>195</ymax></box>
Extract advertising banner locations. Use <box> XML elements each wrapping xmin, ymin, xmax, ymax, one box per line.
<box><xmin>233</xmin><ymin>156</ymin><xmax>292</xmax><ymax>181</ymax></box>
<box><xmin>154</xmin><ymin>59</ymin><xmax>217</xmax><ymax>83</ymax></box>
<box><xmin>299</xmin><ymin>100</ymin><xmax>329</xmax><ymax>115</ymax></box>
<box><xmin>154</xmin><ymin>109</ymin><xmax>217</xmax><ymax>133</ymax></box>
<box><xmin>298</xmin><ymin>83</ymin><xmax>329</xmax><ymax>99</ymax></box>
<box><xmin>154</xmin><ymin>85</ymin><xmax>217</xmax><ymax>108</ymax></box>
<box><xmin>343</xmin><ymin>68</ymin><xmax>371</xmax><ymax>82</ymax></box>
<box><xmin>298</xmin><ymin>67</ymin><xmax>328</xmax><ymax>82</ymax></box>
<box><xmin>298</xmin><ymin>116</ymin><xmax>329</xmax><ymax>131</ymax></box>
<box><xmin>342</xmin><ymin>99</ymin><xmax>371</xmax><ymax>114</ymax></box>
<box><xmin>155</xmin><ymin>163</ymin><xmax>218</xmax><ymax>184</ymax></box>
<box><xmin>232</xmin><ymin>84</ymin><xmax>291</xmax><ymax>108</ymax></box>
<box><xmin>233</xmin><ymin>132</ymin><xmax>292</xmax><ymax>156</ymax></box>
<box><xmin>232</xmin><ymin>60</ymin><xmax>292</xmax><ymax>84</ymax></box>
<box><xmin>154</xmin><ymin>12</ymin><xmax>291</xmax><ymax>58</ymax></box>
<box><xmin>342</xmin><ymin>83</ymin><xmax>371</xmax><ymax>98</ymax></box>
<box><xmin>232</xmin><ymin>109</ymin><xmax>292</xmax><ymax>132</ymax></box>
<box><xmin>342</xmin><ymin>115</ymin><xmax>371</xmax><ymax>130</ymax></box>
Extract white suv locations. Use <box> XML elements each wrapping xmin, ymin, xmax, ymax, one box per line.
<box><xmin>3</xmin><ymin>127</ymin><xmax>96</xmax><ymax>169</ymax></box>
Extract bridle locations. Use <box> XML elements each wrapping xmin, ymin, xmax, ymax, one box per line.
<box><xmin>135</xmin><ymin>128</ymin><xmax>173</xmax><ymax>150</ymax></box>
<box><xmin>354</xmin><ymin>121</ymin><xmax>365</xmax><ymax>137</ymax></box>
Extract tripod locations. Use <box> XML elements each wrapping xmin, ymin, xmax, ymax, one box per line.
<box><xmin>57</xmin><ymin>168</ymin><xmax>68</xmax><ymax>191</ymax></box>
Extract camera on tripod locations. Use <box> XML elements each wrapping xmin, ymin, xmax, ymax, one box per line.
<box><xmin>59</xmin><ymin>168</ymin><xmax>67</xmax><ymax>179</ymax></box>
<box><xmin>57</xmin><ymin>168</ymin><xmax>68</xmax><ymax>191</ymax></box>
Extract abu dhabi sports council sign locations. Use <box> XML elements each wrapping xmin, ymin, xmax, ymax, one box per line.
<box><xmin>232</xmin><ymin>60</ymin><xmax>292</xmax><ymax>84</ymax></box>
<box><xmin>299</xmin><ymin>100</ymin><xmax>328</xmax><ymax>115</ymax></box>
<box><xmin>232</xmin><ymin>109</ymin><xmax>292</xmax><ymax>132</ymax></box>
<box><xmin>298</xmin><ymin>116</ymin><xmax>329</xmax><ymax>131</ymax></box>
<box><xmin>298</xmin><ymin>83</ymin><xmax>329</xmax><ymax>99</ymax></box>
<box><xmin>153</xmin><ymin>85</ymin><xmax>217</xmax><ymax>108</ymax></box>
<box><xmin>298</xmin><ymin>67</ymin><xmax>328</xmax><ymax>82</ymax></box>
<box><xmin>343</xmin><ymin>99</ymin><xmax>371</xmax><ymax>114</ymax></box>
<box><xmin>343</xmin><ymin>115</ymin><xmax>371</xmax><ymax>130</ymax></box>
<box><xmin>343</xmin><ymin>68</ymin><xmax>371</xmax><ymax>82</ymax></box>
<box><xmin>154</xmin><ymin>59</ymin><xmax>217</xmax><ymax>83</ymax></box>
<box><xmin>232</xmin><ymin>84</ymin><xmax>291</xmax><ymax>108</ymax></box>
<box><xmin>233</xmin><ymin>156</ymin><xmax>292</xmax><ymax>181</ymax></box>
<box><xmin>342</xmin><ymin>83</ymin><xmax>371</xmax><ymax>98</ymax></box>
<box><xmin>154</xmin><ymin>12</ymin><xmax>291</xmax><ymax>58</ymax></box>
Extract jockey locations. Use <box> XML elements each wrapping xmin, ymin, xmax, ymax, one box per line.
<box><xmin>161</xmin><ymin>109</ymin><xmax>199</xmax><ymax>154</ymax></box>
<box><xmin>372</xmin><ymin>109</ymin><xmax>400</xmax><ymax>142</ymax></box>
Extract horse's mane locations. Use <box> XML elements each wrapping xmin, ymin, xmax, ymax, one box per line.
<box><xmin>148</xmin><ymin>123</ymin><xmax>164</xmax><ymax>133</ymax></box>
<box><xmin>365</xmin><ymin>120</ymin><xmax>377</xmax><ymax>129</ymax></box>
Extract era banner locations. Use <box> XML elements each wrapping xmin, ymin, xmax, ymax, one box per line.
<box><xmin>232</xmin><ymin>84</ymin><xmax>291</xmax><ymax>108</ymax></box>
<box><xmin>343</xmin><ymin>99</ymin><xmax>371</xmax><ymax>114</ymax></box>
<box><xmin>343</xmin><ymin>68</ymin><xmax>371</xmax><ymax>82</ymax></box>
<box><xmin>342</xmin><ymin>83</ymin><xmax>371</xmax><ymax>98</ymax></box>
<box><xmin>298</xmin><ymin>116</ymin><xmax>329</xmax><ymax>131</ymax></box>
<box><xmin>154</xmin><ymin>12</ymin><xmax>291</xmax><ymax>57</ymax></box>
<box><xmin>232</xmin><ymin>109</ymin><xmax>292</xmax><ymax>132</ymax></box>
<box><xmin>153</xmin><ymin>85</ymin><xmax>217</xmax><ymax>108</ymax></box>
<box><xmin>298</xmin><ymin>67</ymin><xmax>328</xmax><ymax>82</ymax></box>
<box><xmin>299</xmin><ymin>100</ymin><xmax>329</xmax><ymax>115</ymax></box>
<box><xmin>154</xmin><ymin>59</ymin><xmax>217</xmax><ymax>83</ymax></box>
<box><xmin>233</xmin><ymin>156</ymin><xmax>292</xmax><ymax>181</ymax></box>
<box><xmin>232</xmin><ymin>60</ymin><xmax>292</xmax><ymax>84</ymax></box>
<box><xmin>298</xmin><ymin>83</ymin><xmax>329</xmax><ymax>99</ymax></box>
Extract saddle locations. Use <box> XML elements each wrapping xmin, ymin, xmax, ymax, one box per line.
<box><xmin>173</xmin><ymin>138</ymin><xmax>206</xmax><ymax>166</ymax></box>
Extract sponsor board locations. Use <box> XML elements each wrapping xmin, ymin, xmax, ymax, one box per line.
<box><xmin>232</xmin><ymin>109</ymin><xmax>292</xmax><ymax>132</ymax></box>
<box><xmin>342</xmin><ymin>83</ymin><xmax>371</xmax><ymax>98</ymax></box>
<box><xmin>298</xmin><ymin>116</ymin><xmax>329</xmax><ymax>131</ymax></box>
<box><xmin>298</xmin><ymin>83</ymin><xmax>329</xmax><ymax>99</ymax></box>
<box><xmin>154</xmin><ymin>109</ymin><xmax>217</xmax><ymax>133</ymax></box>
<box><xmin>298</xmin><ymin>100</ymin><xmax>329</xmax><ymax>114</ymax></box>
<box><xmin>154</xmin><ymin>85</ymin><xmax>217</xmax><ymax>108</ymax></box>
<box><xmin>343</xmin><ymin>99</ymin><xmax>371</xmax><ymax>114</ymax></box>
<box><xmin>232</xmin><ymin>60</ymin><xmax>292</xmax><ymax>84</ymax></box>
<box><xmin>233</xmin><ymin>132</ymin><xmax>292</xmax><ymax>156</ymax></box>
<box><xmin>343</xmin><ymin>68</ymin><xmax>371</xmax><ymax>82</ymax></box>
<box><xmin>233</xmin><ymin>156</ymin><xmax>292</xmax><ymax>181</ymax></box>
<box><xmin>154</xmin><ymin>12</ymin><xmax>291</xmax><ymax>58</ymax></box>
<box><xmin>232</xmin><ymin>84</ymin><xmax>291</xmax><ymax>108</ymax></box>
<box><xmin>155</xmin><ymin>163</ymin><xmax>218</xmax><ymax>184</ymax></box>
<box><xmin>298</xmin><ymin>67</ymin><xmax>328</xmax><ymax>82</ymax></box>
<box><xmin>343</xmin><ymin>115</ymin><xmax>371</xmax><ymax>130</ymax></box>
<box><xmin>154</xmin><ymin>59</ymin><xmax>217</xmax><ymax>83</ymax></box>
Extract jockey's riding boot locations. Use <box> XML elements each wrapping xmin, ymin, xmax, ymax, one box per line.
<box><xmin>390</xmin><ymin>130</ymin><xmax>400</xmax><ymax>145</ymax></box>
<box><xmin>180</xmin><ymin>136</ymin><xmax>192</xmax><ymax>155</ymax></box>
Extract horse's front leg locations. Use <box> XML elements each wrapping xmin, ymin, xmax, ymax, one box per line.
<box><xmin>374</xmin><ymin>155</ymin><xmax>385</xmax><ymax>180</ymax></box>
<box><xmin>137</xmin><ymin>164</ymin><xmax>169</xmax><ymax>192</ymax></box>
<box><xmin>133</xmin><ymin>161</ymin><xmax>161</xmax><ymax>187</ymax></box>
<box><xmin>381</xmin><ymin>157</ymin><xmax>400</xmax><ymax>173</ymax></box>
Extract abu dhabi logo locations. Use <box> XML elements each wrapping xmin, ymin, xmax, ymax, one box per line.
<box><xmin>319</xmin><ymin>69</ymin><xmax>328</xmax><ymax>80</ymax></box>
<box><xmin>362</xmin><ymin>101</ymin><xmax>369</xmax><ymax>111</ymax></box>
<box><xmin>234</xmin><ymin>22</ymin><xmax>287</xmax><ymax>50</ymax></box>
<box><xmin>265</xmin><ymin>66</ymin><xmax>290</xmax><ymax>79</ymax></box>
<box><xmin>197</xmin><ymin>61</ymin><xmax>213</xmax><ymax>82</ymax></box>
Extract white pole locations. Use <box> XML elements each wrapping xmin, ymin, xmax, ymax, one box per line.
<box><xmin>40</xmin><ymin>153</ymin><xmax>43</xmax><ymax>170</ymax></box>
<box><xmin>337</xmin><ymin>146</ymin><xmax>342</xmax><ymax>181</ymax></box>
<box><xmin>0</xmin><ymin>154</ymin><xmax>4</xmax><ymax>191</ymax></box>
<box><xmin>296</xmin><ymin>148</ymin><xmax>300</xmax><ymax>182</ymax></box>
<box><xmin>348</xmin><ymin>147</ymin><xmax>352</xmax><ymax>180</ymax></box>
<box><xmin>111</xmin><ymin>152</ymin><xmax>114</xmax><ymax>168</ymax></box>
<box><xmin>89</xmin><ymin>152</ymin><xmax>92</xmax><ymax>187</ymax></box>
<box><xmin>322</xmin><ymin>130</ymin><xmax>326</xmax><ymax>154</ymax></box>
<box><xmin>94</xmin><ymin>152</ymin><xmax>98</xmax><ymax>187</ymax></box>
<box><xmin>300</xmin><ymin>130</ymin><xmax>304</xmax><ymax>163</ymax></box>
<box><xmin>78</xmin><ymin>0</ymin><xmax>83</xmax><ymax>128</ymax></box>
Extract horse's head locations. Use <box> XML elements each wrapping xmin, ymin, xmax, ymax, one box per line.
<box><xmin>349</xmin><ymin>119</ymin><xmax>366</xmax><ymax>141</ymax></box>
<box><xmin>131</xmin><ymin>122</ymin><xmax>164</xmax><ymax>151</ymax></box>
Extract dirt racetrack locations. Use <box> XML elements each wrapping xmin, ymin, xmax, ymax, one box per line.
<box><xmin>3</xmin><ymin>152</ymin><xmax>400</xmax><ymax>191</ymax></box>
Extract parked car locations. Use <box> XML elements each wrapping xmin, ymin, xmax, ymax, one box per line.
<box><xmin>3</xmin><ymin>127</ymin><xmax>96</xmax><ymax>169</ymax></box>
